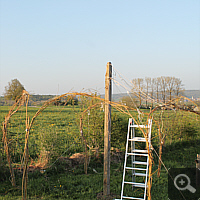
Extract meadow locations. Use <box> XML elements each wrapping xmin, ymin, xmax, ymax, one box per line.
<box><xmin>0</xmin><ymin>104</ymin><xmax>200</xmax><ymax>199</ymax></box>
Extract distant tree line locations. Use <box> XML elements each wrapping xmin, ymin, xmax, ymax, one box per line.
<box><xmin>54</xmin><ymin>96</ymin><xmax>78</xmax><ymax>106</ymax></box>
<box><xmin>122</xmin><ymin>76</ymin><xmax>184</xmax><ymax>108</ymax></box>
<box><xmin>2</xmin><ymin>79</ymin><xmax>79</xmax><ymax>106</ymax></box>
<box><xmin>0</xmin><ymin>95</ymin><xmax>79</xmax><ymax>106</ymax></box>
<box><xmin>30</xmin><ymin>95</ymin><xmax>55</xmax><ymax>102</ymax></box>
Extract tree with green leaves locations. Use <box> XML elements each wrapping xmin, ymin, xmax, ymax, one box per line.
<box><xmin>4</xmin><ymin>79</ymin><xmax>25</xmax><ymax>101</ymax></box>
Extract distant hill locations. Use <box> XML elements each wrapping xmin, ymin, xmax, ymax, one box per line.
<box><xmin>183</xmin><ymin>90</ymin><xmax>200</xmax><ymax>99</ymax></box>
<box><xmin>108</xmin><ymin>90</ymin><xmax>200</xmax><ymax>101</ymax></box>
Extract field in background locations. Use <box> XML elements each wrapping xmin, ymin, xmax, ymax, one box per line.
<box><xmin>0</xmin><ymin>89</ymin><xmax>199</xmax><ymax>106</ymax></box>
<box><xmin>0</xmin><ymin>105</ymin><xmax>200</xmax><ymax>199</ymax></box>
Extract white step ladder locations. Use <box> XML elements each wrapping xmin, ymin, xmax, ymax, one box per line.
<box><xmin>120</xmin><ymin>118</ymin><xmax>152</xmax><ymax>200</ymax></box>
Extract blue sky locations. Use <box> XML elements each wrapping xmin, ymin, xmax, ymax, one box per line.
<box><xmin>0</xmin><ymin>0</ymin><xmax>199</xmax><ymax>95</ymax></box>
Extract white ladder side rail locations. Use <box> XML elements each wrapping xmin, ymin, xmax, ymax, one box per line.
<box><xmin>143</xmin><ymin>156</ymin><xmax>149</xmax><ymax>200</ymax></box>
<box><xmin>121</xmin><ymin>118</ymin><xmax>132</xmax><ymax>199</ymax></box>
<box><xmin>131</xmin><ymin>119</ymin><xmax>136</xmax><ymax>186</ymax></box>
<box><xmin>144</xmin><ymin>119</ymin><xmax>150</xmax><ymax>200</ymax></box>
<box><xmin>143</xmin><ymin>119</ymin><xmax>152</xmax><ymax>199</ymax></box>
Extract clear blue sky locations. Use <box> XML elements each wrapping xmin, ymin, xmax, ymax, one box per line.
<box><xmin>0</xmin><ymin>0</ymin><xmax>200</xmax><ymax>95</ymax></box>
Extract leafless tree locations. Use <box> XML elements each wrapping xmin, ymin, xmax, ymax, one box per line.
<box><xmin>132</xmin><ymin>78</ymin><xmax>144</xmax><ymax>107</ymax></box>
<box><xmin>174</xmin><ymin>78</ymin><xmax>184</xmax><ymax>97</ymax></box>
<box><xmin>151</xmin><ymin>78</ymin><xmax>155</xmax><ymax>107</ymax></box>
<box><xmin>166</xmin><ymin>76</ymin><xmax>175</xmax><ymax>101</ymax></box>
<box><xmin>155</xmin><ymin>77</ymin><xmax>161</xmax><ymax>103</ymax></box>
<box><xmin>160</xmin><ymin>76</ymin><xmax>167</xmax><ymax>103</ymax></box>
<box><xmin>145</xmin><ymin>77</ymin><xmax>151</xmax><ymax>107</ymax></box>
<box><xmin>131</xmin><ymin>76</ymin><xmax>184</xmax><ymax>107</ymax></box>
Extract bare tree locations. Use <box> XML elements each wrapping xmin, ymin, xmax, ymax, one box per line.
<box><xmin>174</xmin><ymin>78</ymin><xmax>184</xmax><ymax>97</ymax></box>
<box><xmin>160</xmin><ymin>76</ymin><xmax>167</xmax><ymax>103</ymax></box>
<box><xmin>155</xmin><ymin>77</ymin><xmax>161</xmax><ymax>103</ymax></box>
<box><xmin>131</xmin><ymin>76</ymin><xmax>184</xmax><ymax>107</ymax></box>
<box><xmin>145</xmin><ymin>77</ymin><xmax>151</xmax><ymax>108</ymax></box>
<box><xmin>132</xmin><ymin>78</ymin><xmax>144</xmax><ymax>107</ymax></box>
<box><xmin>166</xmin><ymin>77</ymin><xmax>175</xmax><ymax>101</ymax></box>
<box><xmin>151</xmin><ymin>78</ymin><xmax>155</xmax><ymax>107</ymax></box>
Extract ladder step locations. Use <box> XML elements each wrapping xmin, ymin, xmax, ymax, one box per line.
<box><xmin>122</xmin><ymin>196</ymin><xmax>144</xmax><ymax>200</ymax></box>
<box><xmin>125</xmin><ymin>167</ymin><xmax>147</xmax><ymax>171</ymax></box>
<box><xmin>133</xmin><ymin>161</ymin><xmax>147</xmax><ymax>165</ymax></box>
<box><xmin>129</xmin><ymin>125</ymin><xmax>147</xmax><ymax>128</ymax></box>
<box><xmin>133</xmin><ymin>172</ymin><xmax>147</xmax><ymax>177</ymax></box>
<box><xmin>127</xmin><ymin>153</ymin><xmax>148</xmax><ymax>157</ymax></box>
<box><xmin>124</xmin><ymin>181</ymin><xmax>146</xmax><ymax>188</ymax></box>
<box><xmin>128</xmin><ymin>137</ymin><xmax>146</xmax><ymax>142</ymax></box>
<box><xmin>132</xmin><ymin>149</ymin><xmax>148</xmax><ymax>153</ymax></box>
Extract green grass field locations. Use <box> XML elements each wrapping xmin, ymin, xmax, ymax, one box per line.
<box><xmin>0</xmin><ymin>105</ymin><xmax>200</xmax><ymax>199</ymax></box>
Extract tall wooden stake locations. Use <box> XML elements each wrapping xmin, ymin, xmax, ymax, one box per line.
<box><xmin>103</xmin><ymin>62</ymin><xmax>112</xmax><ymax>196</ymax></box>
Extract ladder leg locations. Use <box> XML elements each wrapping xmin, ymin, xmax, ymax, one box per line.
<box><xmin>131</xmin><ymin>120</ymin><xmax>135</xmax><ymax>190</ymax></box>
<box><xmin>144</xmin><ymin>155</ymin><xmax>149</xmax><ymax>200</ymax></box>
<box><xmin>121</xmin><ymin>119</ymin><xmax>131</xmax><ymax>199</ymax></box>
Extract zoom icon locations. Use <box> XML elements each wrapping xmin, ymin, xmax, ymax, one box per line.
<box><xmin>168</xmin><ymin>168</ymin><xmax>200</xmax><ymax>200</ymax></box>
<box><xmin>174</xmin><ymin>174</ymin><xmax>196</xmax><ymax>193</ymax></box>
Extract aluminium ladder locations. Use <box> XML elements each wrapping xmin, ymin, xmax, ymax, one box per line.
<box><xmin>120</xmin><ymin>118</ymin><xmax>152</xmax><ymax>200</ymax></box>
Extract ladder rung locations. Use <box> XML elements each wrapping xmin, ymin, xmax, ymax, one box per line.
<box><xmin>125</xmin><ymin>167</ymin><xmax>147</xmax><ymax>171</ymax></box>
<box><xmin>122</xmin><ymin>196</ymin><xmax>144</xmax><ymax>200</ymax></box>
<box><xmin>127</xmin><ymin>153</ymin><xmax>148</xmax><ymax>156</ymax></box>
<box><xmin>124</xmin><ymin>181</ymin><xmax>146</xmax><ymax>188</ymax></box>
<box><xmin>132</xmin><ymin>149</ymin><xmax>148</xmax><ymax>153</ymax></box>
<box><xmin>133</xmin><ymin>172</ymin><xmax>147</xmax><ymax>177</ymax></box>
<box><xmin>129</xmin><ymin>137</ymin><xmax>146</xmax><ymax>142</ymax></box>
<box><xmin>133</xmin><ymin>161</ymin><xmax>147</xmax><ymax>165</ymax></box>
<box><xmin>132</xmin><ymin>167</ymin><xmax>147</xmax><ymax>171</ymax></box>
<box><xmin>130</xmin><ymin>125</ymin><xmax>147</xmax><ymax>128</ymax></box>
<box><xmin>125</xmin><ymin>167</ymin><xmax>134</xmax><ymax>170</ymax></box>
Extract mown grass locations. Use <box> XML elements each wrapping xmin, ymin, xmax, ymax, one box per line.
<box><xmin>0</xmin><ymin>105</ymin><xmax>200</xmax><ymax>199</ymax></box>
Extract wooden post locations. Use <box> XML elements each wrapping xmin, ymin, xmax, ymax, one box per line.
<box><xmin>103</xmin><ymin>62</ymin><xmax>112</xmax><ymax>196</ymax></box>
<box><xmin>196</xmin><ymin>154</ymin><xmax>200</xmax><ymax>188</ymax></box>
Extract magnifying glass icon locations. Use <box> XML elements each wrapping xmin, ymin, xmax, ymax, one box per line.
<box><xmin>174</xmin><ymin>174</ymin><xmax>196</xmax><ymax>193</ymax></box>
